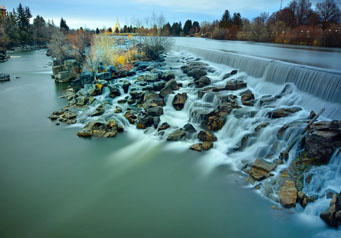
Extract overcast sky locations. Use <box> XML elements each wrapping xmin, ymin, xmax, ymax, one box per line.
<box><xmin>2</xmin><ymin>0</ymin><xmax>341</xmax><ymax>29</ymax></box>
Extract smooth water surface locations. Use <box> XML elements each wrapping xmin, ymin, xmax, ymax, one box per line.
<box><xmin>0</xmin><ymin>50</ymin><xmax>333</xmax><ymax>237</ymax></box>
<box><xmin>173</xmin><ymin>37</ymin><xmax>341</xmax><ymax>71</ymax></box>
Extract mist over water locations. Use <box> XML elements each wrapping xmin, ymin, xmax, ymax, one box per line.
<box><xmin>0</xmin><ymin>47</ymin><xmax>340</xmax><ymax>237</ymax></box>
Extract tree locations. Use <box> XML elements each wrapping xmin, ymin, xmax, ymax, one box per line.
<box><xmin>162</xmin><ymin>23</ymin><xmax>171</xmax><ymax>36</ymax></box>
<box><xmin>219</xmin><ymin>10</ymin><xmax>233</xmax><ymax>28</ymax></box>
<box><xmin>289</xmin><ymin>0</ymin><xmax>312</xmax><ymax>26</ymax></box>
<box><xmin>183</xmin><ymin>20</ymin><xmax>193</xmax><ymax>35</ymax></box>
<box><xmin>316</xmin><ymin>0</ymin><xmax>341</xmax><ymax>30</ymax></box>
<box><xmin>33</xmin><ymin>15</ymin><xmax>47</xmax><ymax>43</ymax></box>
<box><xmin>107</xmin><ymin>27</ymin><xmax>112</xmax><ymax>33</ymax></box>
<box><xmin>96</xmin><ymin>28</ymin><xmax>100</xmax><ymax>34</ymax></box>
<box><xmin>192</xmin><ymin>21</ymin><xmax>200</xmax><ymax>34</ymax></box>
<box><xmin>60</xmin><ymin>18</ymin><xmax>69</xmax><ymax>32</ymax></box>
<box><xmin>232</xmin><ymin>13</ymin><xmax>243</xmax><ymax>29</ymax></box>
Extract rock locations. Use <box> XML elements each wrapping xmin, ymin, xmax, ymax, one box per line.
<box><xmin>103</xmin><ymin>131</ymin><xmax>118</xmax><ymax>138</ymax></box>
<box><xmin>0</xmin><ymin>73</ymin><xmax>10</xmax><ymax>82</ymax></box>
<box><xmin>222</xmin><ymin>70</ymin><xmax>238</xmax><ymax>80</ymax></box>
<box><xmin>173</xmin><ymin>93</ymin><xmax>188</xmax><ymax>110</ymax></box>
<box><xmin>96</xmin><ymin>72</ymin><xmax>111</xmax><ymax>81</ymax></box>
<box><xmin>198</xmin><ymin>131</ymin><xmax>217</xmax><ymax>142</ymax></box>
<box><xmin>259</xmin><ymin>95</ymin><xmax>276</xmax><ymax>106</ymax></box>
<box><xmin>137</xmin><ymin>116</ymin><xmax>154</xmax><ymax>129</ymax></box>
<box><xmin>255</xmin><ymin>122</ymin><xmax>269</xmax><ymax>132</ymax></box>
<box><xmin>183</xmin><ymin>123</ymin><xmax>197</xmax><ymax>133</ymax></box>
<box><xmin>122</xmin><ymin>81</ymin><xmax>131</xmax><ymax>93</ymax></box>
<box><xmin>159</xmin><ymin>71</ymin><xmax>175</xmax><ymax>81</ymax></box>
<box><xmin>187</xmin><ymin>68</ymin><xmax>207</xmax><ymax>80</ymax></box>
<box><xmin>158</xmin><ymin>122</ymin><xmax>170</xmax><ymax>131</ymax></box>
<box><xmin>130</xmin><ymin>91</ymin><xmax>145</xmax><ymax>100</ymax></box>
<box><xmin>278</xmin><ymin>180</ymin><xmax>298</xmax><ymax>208</ymax></box>
<box><xmin>76</xmin><ymin>96</ymin><xmax>88</xmax><ymax>106</ymax></box>
<box><xmin>108</xmin><ymin>85</ymin><xmax>121</xmax><ymax>98</ymax></box>
<box><xmin>147</xmin><ymin>106</ymin><xmax>163</xmax><ymax>117</ymax></box>
<box><xmin>160</xmin><ymin>79</ymin><xmax>179</xmax><ymax>98</ymax></box>
<box><xmin>77</xmin><ymin>130</ymin><xmax>92</xmax><ymax>137</ymax></box>
<box><xmin>225</xmin><ymin>79</ymin><xmax>247</xmax><ymax>90</ymax></box>
<box><xmin>114</xmin><ymin>106</ymin><xmax>122</xmax><ymax>113</ymax></box>
<box><xmin>128</xmin><ymin>98</ymin><xmax>136</xmax><ymax>105</ymax></box>
<box><xmin>320</xmin><ymin>193</ymin><xmax>341</xmax><ymax>227</ymax></box>
<box><xmin>118</xmin><ymin>99</ymin><xmax>127</xmax><ymax>104</ymax></box>
<box><xmin>153</xmin><ymin>81</ymin><xmax>166</xmax><ymax>91</ymax></box>
<box><xmin>55</xmin><ymin>70</ymin><xmax>75</xmax><ymax>83</ymax></box>
<box><xmin>190</xmin><ymin>143</ymin><xmax>202</xmax><ymax>152</ymax></box>
<box><xmin>305</xmin><ymin>121</ymin><xmax>341</xmax><ymax>165</ymax></box>
<box><xmin>268</xmin><ymin>107</ymin><xmax>302</xmax><ymax>118</ymax></box>
<box><xmin>167</xmin><ymin>129</ymin><xmax>186</xmax><ymax>141</ymax></box>
<box><xmin>125</xmin><ymin>111</ymin><xmax>136</xmax><ymax>124</ymax></box>
<box><xmin>194</xmin><ymin>76</ymin><xmax>211</xmax><ymax>88</ymax></box>
<box><xmin>90</xmin><ymin>105</ymin><xmax>104</xmax><ymax>117</ymax></box>
<box><xmin>202</xmin><ymin>141</ymin><xmax>213</xmax><ymax>150</ymax></box>
<box><xmin>143</xmin><ymin>93</ymin><xmax>165</xmax><ymax>110</ymax></box>
<box><xmin>241</xmin><ymin>90</ymin><xmax>255</xmax><ymax>106</ymax></box>
<box><xmin>248</xmin><ymin>159</ymin><xmax>277</xmax><ymax>181</ymax></box>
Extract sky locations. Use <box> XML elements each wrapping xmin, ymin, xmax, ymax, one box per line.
<box><xmin>2</xmin><ymin>0</ymin><xmax>341</xmax><ymax>29</ymax></box>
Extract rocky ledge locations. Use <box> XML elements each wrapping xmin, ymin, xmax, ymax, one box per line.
<box><xmin>0</xmin><ymin>73</ymin><xmax>10</xmax><ymax>82</ymax></box>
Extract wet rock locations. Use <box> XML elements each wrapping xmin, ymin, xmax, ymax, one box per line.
<box><xmin>114</xmin><ymin>106</ymin><xmax>122</xmax><ymax>113</ymax></box>
<box><xmin>124</xmin><ymin>111</ymin><xmax>136</xmax><ymax>124</ymax></box>
<box><xmin>122</xmin><ymin>81</ymin><xmax>131</xmax><ymax>93</ymax></box>
<box><xmin>167</xmin><ymin>129</ymin><xmax>186</xmax><ymax>141</ymax></box>
<box><xmin>320</xmin><ymin>193</ymin><xmax>341</xmax><ymax>227</ymax></box>
<box><xmin>96</xmin><ymin>72</ymin><xmax>111</xmax><ymax>81</ymax></box>
<box><xmin>173</xmin><ymin>93</ymin><xmax>188</xmax><ymax>111</ymax></box>
<box><xmin>0</xmin><ymin>73</ymin><xmax>10</xmax><ymax>82</ymax></box>
<box><xmin>277</xmin><ymin>124</ymin><xmax>289</xmax><ymax>138</ymax></box>
<box><xmin>190</xmin><ymin>143</ymin><xmax>202</xmax><ymax>152</ymax></box>
<box><xmin>222</xmin><ymin>70</ymin><xmax>238</xmax><ymax>80</ymax></box>
<box><xmin>202</xmin><ymin>141</ymin><xmax>213</xmax><ymax>150</ymax></box>
<box><xmin>159</xmin><ymin>71</ymin><xmax>175</xmax><ymax>81</ymax></box>
<box><xmin>90</xmin><ymin>105</ymin><xmax>104</xmax><ymax>117</ymax></box>
<box><xmin>128</xmin><ymin>98</ymin><xmax>136</xmax><ymax>105</ymax></box>
<box><xmin>241</xmin><ymin>90</ymin><xmax>255</xmax><ymax>106</ymax></box>
<box><xmin>212</xmin><ymin>86</ymin><xmax>227</xmax><ymax>92</ymax></box>
<box><xmin>137</xmin><ymin>115</ymin><xmax>154</xmax><ymax>129</ymax></box>
<box><xmin>142</xmin><ymin>93</ymin><xmax>165</xmax><ymax>110</ymax></box>
<box><xmin>77</xmin><ymin>130</ymin><xmax>92</xmax><ymax>137</ymax></box>
<box><xmin>248</xmin><ymin>159</ymin><xmax>277</xmax><ymax>181</ymax></box>
<box><xmin>260</xmin><ymin>95</ymin><xmax>276</xmax><ymax>106</ymax></box>
<box><xmin>147</xmin><ymin>106</ymin><xmax>164</xmax><ymax>117</ymax></box>
<box><xmin>76</xmin><ymin>96</ymin><xmax>88</xmax><ymax>106</ymax></box>
<box><xmin>118</xmin><ymin>99</ymin><xmax>127</xmax><ymax>104</ymax></box>
<box><xmin>268</xmin><ymin>107</ymin><xmax>302</xmax><ymax>118</ymax></box>
<box><xmin>255</xmin><ymin>122</ymin><xmax>269</xmax><ymax>132</ymax></box>
<box><xmin>198</xmin><ymin>131</ymin><xmax>217</xmax><ymax>142</ymax></box>
<box><xmin>278</xmin><ymin>180</ymin><xmax>298</xmax><ymax>208</ymax></box>
<box><xmin>183</xmin><ymin>123</ymin><xmax>197</xmax><ymax>133</ymax></box>
<box><xmin>158</xmin><ymin>122</ymin><xmax>170</xmax><ymax>131</ymax></box>
<box><xmin>108</xmin><ymin>85</ymin><xmax>121</xmax><ymax>98</ymax></box>
<box><xmin>153</xmin><ymin>117</ymin><xmax>160</xmax><ymax>128</ymax></box>
<box><xmin>206</xmin><ymin>114</ymin><xmax>226</xmax><ymax>131</ymax></box>
<box><xmin>187</xmin><ymin>68</ymin><xmax>207</xmax><ymax>80</ymax></box>
<box><xmin>305</xmin><ymin>121</ymin><xmax>341</xmax><ymax>165</ymax></box>
<box><xmin>225</xmin><ymin>79</ymin><xmax>247</xmax><ymax>90</ymax></box>
<box><xmin>153</xmin><ymin>81</ymin><xmax>166</xmax><ymax>91</ymax></box>
<box><xmin>130</xmin><ymin>91</ymin><xmax>145</xmax><ymax>100</ymax></box>
<box><xmin>194</xmin><ymin>76</ymin><xmax>211</xmax><ymax>88</ymax></box>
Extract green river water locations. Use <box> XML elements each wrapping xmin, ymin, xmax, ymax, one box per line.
<box><xmin>0</xmin><ymin>50</ymin><xmax>330</xmax><ymax>238</ymax></box>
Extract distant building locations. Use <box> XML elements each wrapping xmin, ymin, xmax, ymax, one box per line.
<box><xmin>114</xmin><ymin>18</ymin><xmax>120</xmax><ymax>33</ymax></box>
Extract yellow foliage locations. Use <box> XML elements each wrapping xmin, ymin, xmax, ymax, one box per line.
<box><xmin>96</xmin><ymin>83</ymin><xmax>103</xmax><ymax>92</ymax></box>
<box><xmin>128</xmin><ymin>34</ymin><xmax>133</xmax><ymax>40</ymax></box>
<box><xmin>313</xmin><ymin>40</ymin><xmax>320</xmax><ymax>46</ymax></box>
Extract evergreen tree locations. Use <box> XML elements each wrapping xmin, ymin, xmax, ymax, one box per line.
<box><xmin>60</xmin><ymin>18</ymin><xmax>69</xmax><ymax>31</ymax></box>
<box><xmin>192</xmin><ymin>21</ymin><xmax>200</xmax><ymax>34</ymax></box>
<box><xmin>183</xmin><ymin>20</ymin><xmax>193</xmax><ymax>35</ymax></box>
<box><xmin>219</xmin><ymin>10</ymin><xmax>233</xmax><ymax>28</ymax></box>
<box><xmin>232</xmin><ymin>13</ymin><xmax>243</xmax><ymax>29</ymax></box>
<box><xmin>96</xmin><ymin>28</ymin><xmax>100</xmax><ymax>34</ymax></box>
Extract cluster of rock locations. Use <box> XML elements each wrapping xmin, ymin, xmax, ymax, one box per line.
<box><xmin>52</xmin><ymin>59</ymin><xmax>81</xmax><ymax>83</ymax></box>
<box><xmin>0</xmin><ymin>73</ymin><xmax>10</xmax><ymax>82</ymax></box>
<box><xmin>48</xmin><ymin>52</ymin><xmax>341</xmax><ymax>228</ymax></box>
<box><xmin>0</xmin><ymin>49</ymin><xmax>9</xmax><ymax>63</ymax></box>
<box><xmin>320</xmin><ymin>193</ymin><xmax>341</xmax><ymax>227</ymax></box>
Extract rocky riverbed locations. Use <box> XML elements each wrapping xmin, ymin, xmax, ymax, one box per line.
<box><xmin>49</xmin><ymin>50</ymin><xmax>341</xmax><ymax>228</ymax></box>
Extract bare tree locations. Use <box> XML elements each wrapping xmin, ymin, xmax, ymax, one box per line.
<box><xmin>289</xmin><ymin>0</ymin><xmax>312</xmax><ymax>26</ymax></box>
<box><xmin>316</xmin><ymin>0</ymin><xmax>341</xmax><ymax>30</ymax></box>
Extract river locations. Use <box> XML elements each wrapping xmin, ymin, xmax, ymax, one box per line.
<box><xmin>0</xmin><ymin>49</ymin><xmax>338</xmax><ymax>238</ymax></box>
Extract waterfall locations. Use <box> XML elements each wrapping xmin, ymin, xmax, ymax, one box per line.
<box><xmin>173</xmin><ymin>46</ymin><xmax>341</xmax><ymax>119</ymax></box>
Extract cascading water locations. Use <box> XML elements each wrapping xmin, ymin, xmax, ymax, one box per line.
<box><xmin>174</xmin><ymin>46</ymin><xmax>341</xmax><ymax>119</ymax></box>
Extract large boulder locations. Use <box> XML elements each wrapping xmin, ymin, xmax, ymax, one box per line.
<box><xmin>147</xmin><ymin>106</ymin><xmax>164</xmax><ymax>117</ymax></box>
<box><xmin>268</xmin><ymin>107</ymin><xmax>302</xmax><ymax>118</ymax></box>
<box><xmin>90</xmin><ymin>105</ymin><xmax>104</xmax><ymax>117</ymax></box>
<box><xmin>167</xmin><ymin>129</ymin><xmax>186</xmax><ymax>141</ymax></box>
<box><xmin>108</xmin><ymin>85</ymin><xmax>121</xmax><ymax>98</ymax></box>
<box><xmin>304</xmin><ymin>121</ymin><xmax>341</xmax><ymax>165</ymax></box>
<box><xmin>320</xmin><ymin>193</ymin><xmax>341</xmax><ymax>227</ymax></box>
<box><xmin>160</xmin><ymin>79</ymin><xmax>179</xmax><ymax>98</ymax></box>
<box><xmin>0</xmin><ymin>73</ymin><xmax>10</xmax><ymax>82</ymax></box>
<box><xmin>124</xmin><ymin>110</ymin><xmax>136</xmax><ymax>124</ymax></box>
<box><xmin>55</xmin><ymin>70</ymin><xmax>75</xmax><ymax>83</ymax></box>
<box><xmin>137</xmin><ymin>115</ymin><xmax>154</xmax><ymax>129</ymax></box>
<box><xmin>278</xmin><ymin>180</ymin><xmax>298</xmax><ymax>208</ymax></box>
<box><xmin>194</xmin><ymin>76</ymin><xmax>211</xmax><ymax>88</ymax></box>
<box><xmin>187</xmin><ymin>68</ymin><xmax>207</xmax><ymax>80</ymax></box>
<box><xmin>159</xmin><ymin>71</ymin><xmax>175</xmax><ymax>81</ymax></box>
<box><xmin>248</xmin><ymin>159</ymin><xmax>277</xmax><ymax>181</ymax></box>
<box><xmin>198</xmin><ymin>131</ymin><xmax>217</xmax><ymax>142</ymax></box>
<box><xmin>225</xmin><ymin>79</ymin><xmax>247</xmax><ymax>90</ymax></box>
<box><xmin>158</xmin><ymin>122</ymin><xmax>170</xmax><ymax>131</ymax></box>
<box><xmin>173</xmin><ymin>93</ymin><xmax>188</xmax><ymax>110</ymax></box>
<box><xmin>241</xmin><ymin>90</ymin><xmax>255</xmax><ymax>106</ymax></box>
